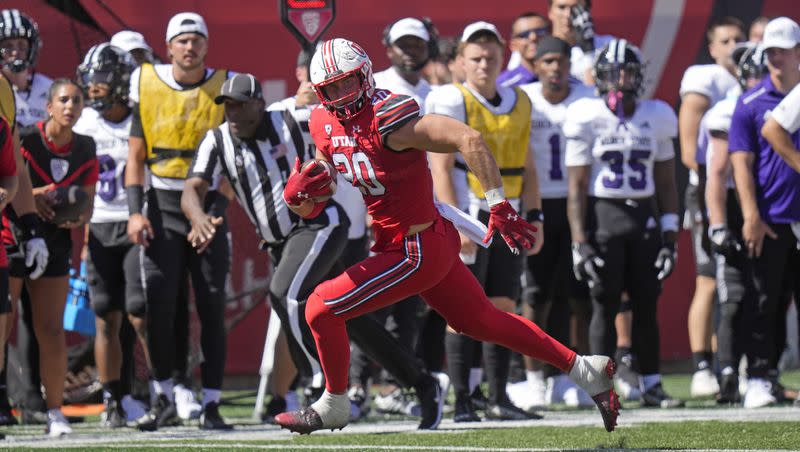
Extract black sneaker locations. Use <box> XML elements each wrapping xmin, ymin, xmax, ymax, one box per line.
<box><xmin>200</xmin><ymin>401</ymin><xmax>233</xmax><ymax>430</ymax></box>
<box><xmin>415</xmin><ymin>373</ymin><xmax>446</xmax><ymax>430</ymax></box>
<box><xmin>717</xmin><ymin>372</ymin><xmax>741</xmax><ymax>405</ymax></box>
<box><xmin>101</xmin><ymin>399</ymin><xmax>127</xmax><ymax>428</ymax></box>
<box><xmin>453</xmin><ymin>395</ymin><xmax>481</xmax><ymax>423</ymax></box>
<box><xmin>484</xmin><ymin>399</ymin><xmax>543</xmax><ymax>421</ymax></box>
<box><xmin>470</xmin><ymin>386</ymin><xmax>488</xmax><ymax>411</ymax></box>
<box><xmin>641</xmin><ymin>383</ymin><xmax>684</xmax><ymax>408</ymax></box>
<box><xmin>0</xmin><ymin>404</ymin><xmax>17</xmax><ymax>426</ymax></box>
<box><xmin>136</xmin><ymin>394</ymin><xmax>180</xmax><ymax>431</ymax></box>
<box><xmin>262</xmin><ymin>395</ymin><xmax>287</xmax><ymax>424</ymax></box>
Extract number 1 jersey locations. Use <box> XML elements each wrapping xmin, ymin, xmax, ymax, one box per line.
<box><xmin>309</xmin><ymin>89</ymin><xmax>438</xmax><ymax>251</ymax></box>
<box><xmin>563</xmin><ymin>97</ymin><xmax>677</xmax><ymax>199</ymax></box>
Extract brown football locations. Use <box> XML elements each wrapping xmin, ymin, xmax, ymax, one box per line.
<box><xmin>300</xmin><ymin>159</ymin><xmax>337</xmax><ymax>202</ymax></box>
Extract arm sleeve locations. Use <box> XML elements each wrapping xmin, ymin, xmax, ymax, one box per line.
<box><xmin>375</xmin><ymin>94</ymin><xmax>421</xmax><ymax>145</ymax></box>
<box><xmin>727</xmin><ymin>99</ymin><xmax>756</xmax><ymax>154</ymax></box>
<box><xmin>771</xmin><ymin>83</ymin><xmax>800</xmax><ymax>134</ymax></box>
<box><xmin>188</xmin><ymin>130</ymin><xmax>222</xmax><ymax>183</ymax></box>
<box><xmin>564</xmin><ymin>104</ymin><xmax>594</xmax><ymax>167</ymax></box>
<box><xmin>0</xmin><ymin>119</ymin><xmax>15</xmax><ymax>177</ymax></box>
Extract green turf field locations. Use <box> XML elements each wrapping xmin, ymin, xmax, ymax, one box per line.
<box><xmin>2</xmin><ymin>370</ymin><xmax>798</xmax><ymax>451</ymax></box>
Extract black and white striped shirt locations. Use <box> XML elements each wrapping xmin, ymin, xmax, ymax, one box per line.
<box><xmin>188</xmin><ymin>109</ymin><xmax>316</xmax><ymax>243</ymax></box>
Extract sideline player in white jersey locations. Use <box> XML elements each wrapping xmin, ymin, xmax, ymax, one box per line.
<box><xmin>565</xmin><ymin>39</ymin><xmax>682</xmax><ymax>409</ymax></box>
<box><xmin>74</xmin><ymin>43</ymin><xmax>149</xmax><ymax>428</ymax></box>
<box><xmin>513</xmin><ymin>36</ymin><xmax>595</xmax><ymax>410</ymax></box>
<box><xmin>373</xmin><ymin>18</ymin><xmax>434</xmax><ymax>109</ymax></box>
<box><xmin>678</xmin><ymin>17</ymin><xmax>745</xmax><ymax>396</ymax></box>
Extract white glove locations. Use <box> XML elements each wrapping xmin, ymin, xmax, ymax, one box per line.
<box><xmin>654</xmin><ymin>243</ymin><xmax>676</xmax><ymax>281</ymax></box>
<box><xmin>24</xmin><ymin>237</ymin><xmax>49</xmax><ymax>280</ymax></box>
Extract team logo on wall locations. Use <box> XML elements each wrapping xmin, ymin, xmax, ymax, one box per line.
<box><xmin>301</xmin><ymin>11</ymin><xmax>320</xmax><ymax>37</ymax></box>
<box><xmin>51</xmin><ymin>158</ymin><xmax>70</xmax><ymax>183</ymax></box>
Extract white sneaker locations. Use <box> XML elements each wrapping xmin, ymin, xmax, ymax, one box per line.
<box><xmin>174</xmin><ymin>384</ymin><xmax>202</xmax><ymax>420</ymax></box>
<box><xmin>690</xmin><ymin>369</ymin><xmax>720</xmax><ymax>398</ymax></box>
<box><xmin>373</xmin><ymin>387</ymin><xmax>418</xmax><ymax>416</ymax></box>
<box><xmin>46</xmin><ymin>410</ymin><xmax>72</xmax><ymax>437</ymax></box>
<box><xmin>545</xmin><ymin>374</ymin><xmax>572</xmax><ymax>405</ymax></box>
<box><xmin>562</xmin><ymin>382</ymin><xmax>596</xmax><ymax>408</ymax></box>
<box><xmin>743</xmin><ymin>378</ymin><xmax>777</xmax><ymax>408</ymax></box>
<box><xmin>121</xmin><ymin>395</ymin><xmax>147</xmax><ymax>422</ymax></box>
<box><xmin>506</xmin><ymin>380</ymin><xmax>543</xmax><ymax>411</ymax></box>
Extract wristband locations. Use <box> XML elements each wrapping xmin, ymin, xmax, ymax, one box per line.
<box><xmin>18</xmin><ymin>213</ymin><xmax>42</xmax><ymax>241</ymax></box>
<box><xmin>209</xmin><ymin>194</ymin><xmax>230</xmax><ymax>218</ymax></box>
<box><xmin>708</xmin><ymin>223</ymin><xmax>726</xmax><ymax>239</ymax></box>
<box><xmin>526</xmin><ymin>208</ymin><xmax>544</xmax><ymax>223</ymax></box>
<box><xmin>660</xmin><ymin>213</ymin><xmax>679</xmax><ymax>233</ymax></box>
<box><xmin>484</xmin><ymin>188</ymin><xmax>505</xmax><ymax>207</ymax></box>
<box><xmin>127</xmin><ymin>185</ymin><xmax>145</xmax><ymax>215</ymax></box>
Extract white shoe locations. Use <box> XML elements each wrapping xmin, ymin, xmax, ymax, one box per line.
<box><xmin>562</xmin><ymin>382</ymin><xmax>596</xmax><ymax>408</ymax></box>
<box><xmin>545</xmin><ymin>374</ymin><xmax>572</xmax><ymax>405</ymax></box>
<box><xmin>174</xmin><ymin>384</ymin><xmax>202</xmax><ymax>420</ymax></box>
<box><xmin>743</xmin><ymin>378</ymin><xmax>777</xmax><ymax>408</ymax></box>
<box><xmin>121</xmin><ymin>395</ymin><xmax>147</xmax><ymax>422</ymax></box>
<box><xmin>46</xmin><ymin>410</ymin><xmax>72</xmax><ymax>437</ymax></box>
<box><xmin>506</xmin><ymin>380</ymin><xmax>543</xmax><ymax>411</ymax></box>
<box><xmin>690</xmin><ymin>369</ymin><xmax>720</xmax><ymax>398</ymax></box>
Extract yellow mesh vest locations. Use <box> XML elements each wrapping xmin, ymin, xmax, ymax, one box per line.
<box><xmin>0</xmin><ymin>76</ymin><xmax>16</xmax><ymax>128</ymax></box>
<box><xmin>456</xmin><ymin>83</ymin><xmax>530</xmax><ymax>199</ymax></box>
<box><xmin>139</xmin><ymin>64</ymin><xmax>227</xmax><ymax>179</ymax></box>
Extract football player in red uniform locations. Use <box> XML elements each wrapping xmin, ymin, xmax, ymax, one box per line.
<box><xmin>276</xmin><ymin>38</ymin><xmax>620</xmax><ymax>434</ymax></box>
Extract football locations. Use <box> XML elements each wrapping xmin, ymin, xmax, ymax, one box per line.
<box><xmin>301</xmin><ymin>159</ymin><xmax>337</xmax><ymax>202</ymax></box>
<box><xmin>47</xmin><ymin>185</ymin><xmax>92</xmax><ymax>225</ymax></box>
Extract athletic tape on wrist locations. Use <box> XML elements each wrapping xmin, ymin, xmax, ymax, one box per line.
<box><xmin>660</xmin><ymin>213</ymin><xmax>679</xmax><ymax>232</ymax></box>
<box><xmin>484</xmin><ymin>188</ymin><xmax>505</xmax><ymax>207</ymax></box>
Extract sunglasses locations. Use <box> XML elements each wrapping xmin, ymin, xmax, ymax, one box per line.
<box><xmin>513</xmin><ymin>27</ymin><xmax>550</xmax><ymax>40</ymax></box>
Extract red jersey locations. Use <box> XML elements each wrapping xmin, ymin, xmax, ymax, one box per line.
<box><xmin>310</xmin><ymin>89</ymin><xmax>438</xmax><ymax>251</ymax></box>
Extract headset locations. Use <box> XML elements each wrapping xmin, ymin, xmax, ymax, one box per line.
<box><xmin>382</xmin><ymin>17</ymin><xmax>439</xmax><ymax>61</ymax></box>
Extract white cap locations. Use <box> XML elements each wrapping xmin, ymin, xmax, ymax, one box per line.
<box><xmin>166</xmin><ymin>12</ymin><xmax>208</xmax><ymax>42</ymax></box>
<box><xmin>386</xmin><ymin>18</ymin><xmax>429</xmax><ymax>44</ymax></box>
<box><xmin>110</xmin><ymin>30</ymin><xmax>152</xmax><ymax>53</ymax></box>
<box><xmin>762</xmin><ymin>17</ymin><xmax>800</xmax><ymax>50</ymax></box>
<box><xmin>461</xmin><ymin>21</ymin><xmax>504</xmax><ymax>44</ymax></box>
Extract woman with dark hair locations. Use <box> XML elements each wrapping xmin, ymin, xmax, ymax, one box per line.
<box><xmin>2</xmin><ymin>78</ymin><xmax>97</xmax><ymax>437</ymax></box>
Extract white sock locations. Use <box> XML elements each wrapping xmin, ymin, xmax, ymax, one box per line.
<box><xmin>468</xmin><ymin>368</ymin><xmax>483</xmax><ymax>393</ymax></box>
<box><xmin>47</xmin><ymin>408</ymin><xmax>64</xmax><ymax>421</ymax></box>
<box><xmin>642</xmin><ymin>374</ymin><xmax>661</xmax><ymax>392</ymax></box>
<box><xmin>310</xmin><ymin>390</ymin><xmax>350</xmax><ymax>428</ymax></box>
<box><xmin>153</xmin><ymin>379</ymin><xmax>174</xmax><ymax>402</ymax></box>
<box><xmin>203</xmin><ymin>388</ymin><xmax>221</xmax><ymax>407</ymax></box>
<box><xmin>526</xmin><ymin>370</ymin><xmax>544</xmax><ymax>384</ymax></box>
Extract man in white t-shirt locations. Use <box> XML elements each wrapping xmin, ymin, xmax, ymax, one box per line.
<box><xmin>373</xmin><ymin>18</ymin><xmax>432</xmax><ymax>109</ymax></box>
<box><xmin>677</xmin><ymin>17</ymin><xmax>745</xmax><ymax>398</ymax></box>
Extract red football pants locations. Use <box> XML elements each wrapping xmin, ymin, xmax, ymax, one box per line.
<box><xmin>305</xmin><ymin>216</ymin><xmax>576</xmax><ymax>393</ymax></box>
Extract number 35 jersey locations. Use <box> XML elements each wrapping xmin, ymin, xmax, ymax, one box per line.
<box><xmin>73</xmin><ymin>107</ymin><xmax>132</xmax><ymax>223</ymax></box>
<box><xmin>310</xmin><ymin>89</ymin><xmax>438</xmax><ymax>251</ymax></box>
<box><xmin>563</xmin><ymin>97</ymin><xmax>676</xmax><ymax>198</ymax></box>
<box><xmin>520</xmin><ymin>81</ymin><xmax>595</xmax><ymax>199</ymax></box>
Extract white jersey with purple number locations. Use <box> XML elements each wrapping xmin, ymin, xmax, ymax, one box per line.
<box><xmin>73</xmin><ymin>107</ymin><xmax>132</xmax><ymax>223</ymax></box>
<box><xmin>564</xmin><ymin>97</ymin><xmax>677</xmax><ymax>198</ymax></box>
<box><xmin>13</xmin><ymin>72</ymin><xmax>52</xmax><ymax>127</ymax></box>
<box><xmin>520</xmin><ymin>81</ymin><xmax>595</xmax><ymax>199</ymax></box>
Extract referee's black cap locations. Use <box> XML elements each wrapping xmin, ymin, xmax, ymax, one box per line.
<box><xmin>214</xmin><ymin>73</ymin><xmax>263</xmax><ymax>104</ymax></box>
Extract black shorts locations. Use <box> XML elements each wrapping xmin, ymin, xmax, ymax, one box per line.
<box><xmin>523</xmin><ymin>198</ymin><xmax>588</xmax><ymax>307</ymax></box>
<box><xmin>86</xmin><ymin>222</ymin><xmax>146</xmax><ymax>318</ymax></box>
<box><xmin>469</xmin><ymin>209</ymin><xmax>523</xmax><ymax>299</ymax></box>
<box><xmin>7</xmin><ymin>239</ymin><xmax>72</xmax><ymax>279</ymax></box>
<box><xmin>685</xmin><ymin>183</ymin><xmax>715</xmax><ymax>278</ymax></box>
<box><xmin>0</xmin><ymin>267</ymin><xmax>9</xmax><ymax>314</ymax></box>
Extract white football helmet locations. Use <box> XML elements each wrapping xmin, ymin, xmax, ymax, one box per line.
<box><xmin>310</xmin><ymin>38</ymin><xmax>375</xmax><ymax>120</ymax></box>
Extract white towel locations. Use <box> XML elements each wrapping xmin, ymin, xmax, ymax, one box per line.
<box><xmin>435</xmin><ymin>201</ymin><xmax>492</xmax><ymax>248</ymax></box>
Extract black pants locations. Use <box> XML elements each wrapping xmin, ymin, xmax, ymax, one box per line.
<box><xmin>142</xmin><ymin>210</ymin><xmax>229</xmax><ymax>389</ymax></box>
<box><xmin>587</xmin><ymin>197</ymin><xmax>662</xmax><ymax>375</ymax></box>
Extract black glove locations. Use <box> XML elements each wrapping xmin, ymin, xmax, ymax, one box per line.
<box><xmin>709</xmin><ymin>225</ymin><xmax>742</xmax><ymax>258</ymax></box>
<box><xmin>654</xmin><ymin>242</ymin><xmax>677</xmax><ymax>281</ymax></box>
<box><xmin>570</xmin><ymin>4</ymin><xmax>596</xmax><ymax>52</ymax></box>
<box><xmin>572</xmin><ymin>242</ymin><xmax>604</xmax><ymax>287</ymax></box>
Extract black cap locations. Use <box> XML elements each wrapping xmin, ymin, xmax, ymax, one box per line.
<box><xmin>214</xmin><ymin>73</ymin><xmax>263</xmax><ymax>104</ymax></box>
<box><xmin>534</xmin><ymin>36</ymin><xmax>572</xmax><ymax>61</ymax></box>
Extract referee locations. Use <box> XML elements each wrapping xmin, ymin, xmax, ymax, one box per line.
<box><xmin>183</xmin><ymin>74</ymin><xmax>447</xmax><ymax>430</ymax></box>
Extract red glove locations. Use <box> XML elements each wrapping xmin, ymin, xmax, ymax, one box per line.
<box><xmin>283</xmin><ymin>158</ymin><xmax>334</xmax><ymax>206</ymax></box>
<box><xmin>482</xmin><ymin>200</ymin><xmax>538</xmax><ymax>255</ymax></box>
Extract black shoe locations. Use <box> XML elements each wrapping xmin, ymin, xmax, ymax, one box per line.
<box><xmin>302</xmin><ymin>387</ymin><xmax>324</xmax><ymax>408</ymax></box>
<box><xmin>453</xmin><ymin>395</ymin><xmax>481</xmax><ymax>423</ymax></box>
<box><xmin>101</xmin><ymin>399</ymin><xmax>127</xmax><ymax>428</ymax></box>
<box><xmin>484</xmin><ymin>400</ymin><xmax>543</xmax><ymax>421</ymax></box>
<box><xmin>200</xmin><ymin>402</ymin><xmax>233</xmax><ymax>430</ymax></box>
<box><xmin>641</xmin><ymin>383</ymin><xmax>684</xmax><ymax>408</ymax></box>
<box><xmin>469</xmin><ymin>386</ymin><xmax>488</xmax><ymax>411</ymax></box>
<box><xmin>136</xmin><ymin>394</ymin><xmax>180</xmax><ymax>431</ymax></box>
<box><xmin>415</xmin><ymin>374</ymin><xmax>446</xmax><ymax>430</ymax></box>
<box><xmin>717</xmin><ymin>373</ymin><xmax>741</xmax><ymax>405</ymax></box>
<box><xmin>21</xmin><ymin>409</ymin><xmax>48</xmax><ymax>425</ymax></box>
<box><xmin>0</xmin><ymin>405</ymin><xmax>17</xmax><ymax>426</ymax></box>
<box><xmin>262</xmin><ymin>395</ymin><xmax>287</xmax><ymax>424</ymax></box>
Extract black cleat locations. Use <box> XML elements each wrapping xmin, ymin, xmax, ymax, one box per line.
<box><xmin>453</xmin><ymin>395</ymin><xmax>481</xmax><ymax>423</ymax></box>
<box><xmin>101</xmin><ymin>399</ymin><xmax>127</xmax><ymax>428</ymax></box>
<box><xmin>470</xmin><ymin>386</ymin><xmax>489</xmax><ymax>411</ymax></box>
<box><xmin>136</xmin><ymin>394</ymin><xmax>181</xmax><ymax>431</ymax></box>
<box><xmin>200</xmin><ymin>401</ymin><xmax>233</xmax><ymax>430</ymax></box>
<box><xmin>642</xmin><ymin>383</ymin><xmax>684</xmax><ymax>408</ymax></box>
<box><xmin>717</xmin><ymin>372</ymin><xmax>741</xmax><ymax>405</ymax></box>
<box><xmin>275</xmin><ymin>407</ymin><xmax>327</xmax><ymax>435</ymax></box>
<box><xmin>415</xmin><ymin>373</ymin><xmax>447</xmax><ymax>430</ymax></box>
<box><xmin>484</xmin><ymin>399</ymin><xmax>543</xmax><ymax>421</ymax></box>
<box><xmin>262</xmin><ymin>395</ymin><xmax>287</xmax><ymax>424</ymax></box>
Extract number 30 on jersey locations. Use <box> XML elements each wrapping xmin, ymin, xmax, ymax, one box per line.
<box><xmin>332</xmin><ymin>151</ymin><xmax>386</xmax><ymax>196</ymax></box>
